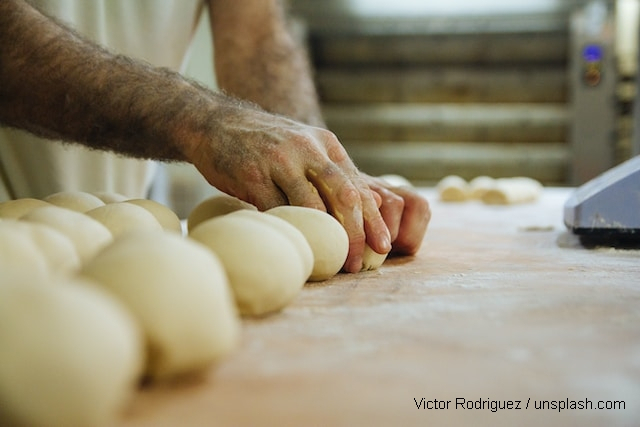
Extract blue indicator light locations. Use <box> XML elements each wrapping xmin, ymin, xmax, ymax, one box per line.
<box><xmin>582</xmin><ymin>44</ymin><xmax>603</xmax><ymax>62</ymax></box>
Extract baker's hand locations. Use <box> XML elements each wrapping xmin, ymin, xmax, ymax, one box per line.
<box><xmin>362</xmin><ymin>174</ymin><xmax>431</xmax><ymax>256</ymax></box>
<box><xmin>186</xmin><ymin>105</ymin><xmax>391</xmax><ymax>273</ymax></box>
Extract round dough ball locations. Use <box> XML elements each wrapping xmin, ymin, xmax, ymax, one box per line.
<box><xmin>190</xmin><ymin>215</ymin><xmax>306</xmax><ymax>316</ymax></box>
<box><xmin>125</xmin><ymin>199</ymin><xmax>182</xmax><ymax>234</ymax></box>
<box><xmin>436</xmin><ymin>175</ymin><xmax>470</xmax><ymax>202</ymax></box>
<box><xmin>228</xmin><ymin>210</ymin><xmax>314</xmax><ymax>281</ymax></box>
<box><xmin>0</xmin><ymin>198</ymin><xmax>50</xmax><ymax>219</ymax></box>
<box><xmin>361</xmin><ymin>244</ymin><xmax>388</xmax><ymax>271</ymax></box>
<box><xmin>187</xmin><ymin>194</ymin><xmax>257</xmax><ymax>233</ymax></box>
<box><xmin>85</xmin><ymin>203</ymin><xmax>163</xmax><ymax>239</ymax></box>
<box><xmin>469</xmin><ymin>176</ymin><xmax>495</xmax><ymax>199</ymax></box>
<box><xmin>266</xmin><ymin>206</ymin><xmax>349</xmax><ymax>281</ymax></box>
<box><xmin>90</xmin><ymin>191</ymin><xmax>129</xmax><ymax>204</ymax></box>
<box><xmin>43</xmin><ymin>191</ymin><xmax>106</xmax><ymax>213</ymax></box>
<box><xmin>4</xmin><ymin>220</ymin><xmax>80</xmax><ymax>274</ymax></box>
<box><xmin>481</xmin><ymin>177</ymin><xmax>543</xmax><ymax>205</ymax></box>
<box><xmin>379</xmin><ymin>174</ymin><xmax>413</xmax><ymax>188</ymax></box>
<box><xmin>21</xmin><ymin>205</ymin><xmax>113</xmax><ymax>264</ymax></box>
<box><xmin>81</xmin><ymin>231</ymin><xmax>240</xmax><ymax>381</ymax></box>
<box><xmin>0</xmin><ymin>222</ymin><xmax>50</xmax><ymax>279</ymax></box>
<box><xmin>0</xmin><ymin>275</ymin><xmax>143</xmax><ymax>427</ymax></box>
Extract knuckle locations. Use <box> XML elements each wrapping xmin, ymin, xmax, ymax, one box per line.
<box><xmin>337</xmin><ymin>184</ymin><xmax>360</xmax><ymax>206</ymax></box>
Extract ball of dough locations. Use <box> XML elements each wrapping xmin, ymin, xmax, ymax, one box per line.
<box><xmin>481</xmin><ymin>177</ymin><xmax>543</xmax><ymax>205</ymax></box>
<box><xmin>361</xmin><ymin>244</ymin><xmax>388</xmax><ymax>271</ymax></box>
<box><xmin>190</xmin><ymin>215</ymin><xmax>307</xmax><ymax>316</ymax></box>
<box><xmin>436</xmin><ymin>175</ymin><xmax>470</xmax><ymax>202</ymax></box>
<box><xmin>228</xmin><ymin>210</ymin><xmax>314</xmax><ymax>281</ymax></box>
<box><xmin>0</xmin><ymin>198</ymin><xmax>50</xmax><ymax>219</ymax></box>
<box><xmin>43</xmin><ymin>191</ymin><xmax>106</xmax><ymax>213</ymax></box>
<box><xmin>379</xmin><ymin>174</ymin><xmax>413</xmax><ymax>188</ymax></box>
<box><xmin>187</xmin><ymin>194</ymin><xmax>257</xmax><ymax>233</ymax></box>
<box><xmin>21</xmin><ymin>205</ymin><xmax>113</xmax><ymax>264</ymax></box>
<box><xmin>468</xmin><ymin>176</ymin><xmax>495</xmax><ymax>199</ymax></box>
<box><xmin>85</xmin><ymin>203</ymin><xmax>163</xmax><ymax>239</ymax></box>
<box><xmin>4</xmin><ymin>220</ymin><xmax>80</xmax><ymax>274</ymax></box>
<box><xmin>0</xmin><ymin>222</ymin><xmax>50</xmax><ymax>279</ymax></box>
<box><xmin>266</xmin><ymin>206</ymin><xmax>349</xmax><ymax>281</ymax></box>
<box><xmin>125</xmin><ymin>199</ymin><xmax>182</xmax><ymax>234</ymax></box>
<box><xmin>90</xmin><ymin>191</ymin><xmax>129</xmax><ymax>204</ymax></box>
<box><xmin>0</xmin><ymin>275</ymin><xmax>143</xmax><ymax>427</ymax></box>
<box><xmin>81</xmin><ymin>231</ymin><xmax>240</xmax><ymax>381</ymax></box>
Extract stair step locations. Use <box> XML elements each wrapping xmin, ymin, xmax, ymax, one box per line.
<box><xmin>343</xmin><ymin>141</ymin><xmax>570</xmax><ymax>185</ymax></box>
<box><xmin>324</xmin><ymin>103</ymin><xmax>568</xmax><ymax>143</ymax></box>
<box><xmin>312</xmin><ymin>31</ymin><xmax>567</xmax><ymax>67</ymax></box>
<box><xmin>317</xmin><ymin>66</ymin><xmax>567</xmax><ymax>103</ymax></box>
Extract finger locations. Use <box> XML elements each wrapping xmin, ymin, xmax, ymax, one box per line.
<box><xmin>242</xmin><ymin>181</ymin><xmax>288</xmax><ymax>211</ymax></box>
<box><xmin>307</xmin><ymin>164</ymin><xmax>366</xmax><ymax>273</ymax></box>
<box><xmin>273</xmin><ymin>173</ymin><xmax>327</xmax><ymax>211</ymax></box>
<box><xmin>389</xmin><ymin>187</ymin><xmax>431</xmax><ymax>255</ymax></box>
<box><xmin>369</xmin><ymin>184</ymin><xmax>404</xmax><ymax>243</ymax></box>
<box><xmin>319</xmin><ymin>134</ymin><xmax>391</xmax><ymax>261</ymax></box>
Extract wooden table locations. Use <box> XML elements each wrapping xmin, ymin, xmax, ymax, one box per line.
<box><xmin>120</xmin><ymin>188</ymin><xmax>640</xmax><ymax>427</ymax></box>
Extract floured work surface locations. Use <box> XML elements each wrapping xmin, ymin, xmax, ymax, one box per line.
<box><xmin>119</xmin><ymin>189</ymin><xmax>640</xmax><ymax>427</ymax></box>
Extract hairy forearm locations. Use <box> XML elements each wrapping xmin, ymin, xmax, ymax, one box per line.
<box><xmin>0</xmin><ymin>0</ymin><xmax>242</xmax><ymax>162</ymax></box>
<box><xmin>208</xmin><ymin>0</ymin><xmax>325</xmax><ymax>128</ymax></box>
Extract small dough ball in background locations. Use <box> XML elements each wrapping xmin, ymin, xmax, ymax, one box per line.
<box><xmin>187</xmin><ymin>194</ymin><xmax>257</xmax><ymax>233</ymax></box>
<box><xmin>378</xmin><ymin>174</ymin><xmax>413</xmax><ymax>188</ymax></box>
<box><xmin>228</xmin><ymin>210</ymin><xmax>314</xmax><ymax>281</ymax></box>
<box><xmin>85</xmin><ymin>203</ymin><xmax>163</xmax><ymax>239</ymax></box>
<box><xmin>361</xmin><ymin>244</ymin><xmax>388</xmax><ymax>271</ymax></box>
<box><xmin>43</xmin><ymin>191</ymin><xmax>105</xmax><ymax>213</ymax></box>
<box><xmin>125</xmin><ymin>199</ymin><xmax>182</xmax><ymax>234</ymax></box>
<box><xmin>90</xmin><ymin>191</ymin><xmax>129</xmax><ymax>204</ymax></box>
<box><xmin>190</xmin><ymin>215</ymin><xmax>306</xmax><ymax>316</ymax></box>
<box><xmin>266</xmin><ymin>206</ymin><xmax>349</xmax><ymax>281</ymax></box>
<box><xmin>3</xmin><ymin>220</ymin><xmax>80</xmax><ymax>275</ymax></box>
<box><xmin>81</xmin><ymin>231</ymin><xmax>240</xmax><ymax>381</ymax></box>
<box><xmin>468</xmin><ymin>176</ymin><xmax>495</xmax><ymax>200</ymax></box>
<box><xmin>436</xmin><ymin>175</ymin><xmax>470</xmax><ymax>202</ymax></box>
<box><xmin>21</xmin><ymin>205</ymin><xmax>113</xmax><ymax>265</ymax></box>
<box><xmin>0</xmin><ymin>198</ymin><xmax>50</xmax><ymax>219</ymax></box>
<box><xmin>0</xmin><ymin>222</ymin><xmax>50</xmax><ymax>279</ymax></box>
<box><xmin>0</xmin><ymin>275</ymin><xmax>143</xmax><ymax>427</ymax></box>
<box><xmin>481</xmin><ymin>177</ymin><xmax>543</xmax><ymax>205</ymax></box>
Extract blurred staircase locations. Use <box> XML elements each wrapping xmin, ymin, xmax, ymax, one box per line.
<box><xmin>291</xmin><ymin>3</ymin><xmax>574</xmax><ymax>185</ymax></box>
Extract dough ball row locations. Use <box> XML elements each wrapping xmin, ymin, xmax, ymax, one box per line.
<box><xmin>0</xmin><ymin>190</ymin><xmax>390</xmax><ymax>427</ymax></box>
<box><xmin>436</xmin><ymin>175</ymin><xmax>543</xmax><ymax>205</ymax></box>
<box><xmin>0</xmin><ymin>191</ymin><xmax>238</xmax><ymax>427</ymax></box>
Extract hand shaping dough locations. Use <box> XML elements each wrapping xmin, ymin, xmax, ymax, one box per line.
<box><xmin>81</xmin><ymin>231</ymin><xmax>240</xmax><ymax>381</ymax></box>
<box><xmin>228</xmin><ymin>210</ymin><xmax>314</xmax><ymax>281</ymax></box>
<box><xmin>190</xmin><ymin>215</ymin><xmax>307</xmax><ymax>316</ymax></box>
<box><xmin>188</xmin><ymin>194</ymin><xmax>257</xmax><ymax>233</ymax></box>
<box><xmin>481</xmin><ymin>177</ymin><xmax>543</xmax><ymax>205</ymax></box>
<box><xmin>43</xmin><ymin>191</ymin><xmax>106</xmax><ymax>213</ymax></box>
<box><xmin>0</xmin><ymin>198</ymin><xmax>50</xmax><ymax>219</ymax></box>
<box><xmin>436</xmin><ymin>175</ymin><xmax>470</xmax><ymax>202</ymax></box>
<box><xmin>266</xmin><ymin>206</ymin><xmax>349</xmax><ymax>281</ymax></box>
<box><xmin>85</xmin><ymin>203</ymin><xmax>163</xmax><ymax>239</ymax></box>
<box><xmin>0</xmin><ymin>275</ymin><xmax>143</xmax><ymax>427</ymax></box>
<box><xmin>21</xmin><ymin>205</ymin><xmax>113</xmax><ymax>265</ymax></box>
<box><xmin>124</xmin><ymin>199</ymin><xmax>182</xmax><ymax>234</ymax></box>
